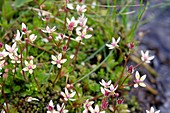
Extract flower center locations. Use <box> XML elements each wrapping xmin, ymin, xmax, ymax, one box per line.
<box><xmin>28</xmin><ymin>65</ymin><xmax>32</xmax><ymax>69</ymax></box>
<box><xmin>56</xmin><ymin>60</ymin><xmax>60</xmax><ymax>64</ymax></box>
<box><xmin>111</xmin><ymin>43</ymin><xmax>116</xmax><ymax>47</ymax></box>
<box><xmin>22</xmin><ymin>28</ymin><xmax>27</xmax><ymax>33</ymax></box>
<box><xmin>47</xmin><ymin>105</ymin><xmax>53</xmax><ymax>111</ymax></box>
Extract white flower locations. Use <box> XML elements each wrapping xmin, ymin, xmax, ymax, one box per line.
<box><xmin>78</xmin><ymin>14</ymin><xmax>87</xmax><ymax>27</ymax></box>
<box><xmin>146</xmin><ymin>107</ymin><xmax>160</xmax><ymax>113</ymax></box>
<box><xmin>66</xmin><ymin>17</ymin><xmax>78</xmax><ymax>31</ymax></box>
<box><xmin>67</xmin><ymin>3</ymin><xmax>74</xmax><ymax>10</ymax></box>
<box><xmin>76</xmin><ymin>5</ymin><xmax>87</xmax><ymax>13</ymax></box>
<box><xmin>22</xmin><ymin>23</ymin><xmax>27</xmax><ymax>34</ymax></box>
<box><xmin>23</xmin><ymin>60</ymin><xmax>36</xmax><ymax>74</ymax></box>
<box><xmin>42</xmin><ymin>26</ymin><xmax>56</xmax><ymax>33</ymax></box>
<box><xmin>47</xmin><ymin>100</ymin><xmax>57</xmax><ymax>113</ymax></box>
<box><xmin>99</xmin><ymin>79</ymin><xmax>111</xmax><ymax>88</ymax></box>
<box><xmin>89</xmin><ymin>105</ymin><xmax>105</xmax><ymax>113</ymax></box>
<box><xmin>5</xmin><ymin>42</ymin><xmax>18</xmax><ymax>58</ymax></box>
<box><xmin>60</xmin><ymin>88</ymin><xmax>76</xmax><ymax>101</ymax></box>
<box><xmin>56</xmin><ymin>103</ymin><xmax>68</xmax><ymax>113</ymax></box>
<box><xmin>106</xmin><ymin>37</ymin><xmax>120</xmax><ymax>49</ymax></box>
<box><xmin>76</xmin><ymin>27</ymin><xmax>92</xmax><ymax>41</ymax></box>
<box><xmin>13</xmin><ymin>30</ymin><xmax>22</xmax><ymax>42</ymax></box>
<box><xmin>0</xmin><ymin>49</ymin><xmax>8</xmax><ymax>60</ymax></box>
<box><xmin>83</xmin><ymin>99</ymin><xmax>94</xmax><ymax>113</ymax></box>
<box><xmin>51</xmin><ymin>53</ymin><xmax>67</xmax><ymax>68</ymax></box>
<box><xmin>141</xmin><ymin>50</ymin><xmax>155</xmax><ymax>63</ymax></box>
<box><xmin>26</xmin><ymin>97</ymin><xmax>39</xmax><ymax>102</ymax></box>
<box><xmin>10</xmin><ymin>53</ymin><xmax>21</xmax><ymax>64</ymax></box>
<box><xmin>55</xmin><ymin>34</ymin><xmax>65</xmax><ymax>41</ymax></box>
<box><xmin>29</xmin><ymin>34</ymin><xmax>37</xmax><ymax>43</ymax></box>
<box><xmin>109</xmin><ymin>84</ymin><xmax>118</xmax><ymax>94</ymax></box>
<box><xmin>134</xmin><ymin>71</ymin><xmax>146</xmax><ymax>88</ymax></box>
<box><xmin>70</xmin><ymin>54</ymin><xmax>74</xmax><ymax>59</ymax></box>
<box><xmin>100</xmin><ymin>87</ymin><xmax>111</xmax><ymax>96</ymax></box>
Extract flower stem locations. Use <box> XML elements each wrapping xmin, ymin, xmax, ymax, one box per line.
<box><xmin>33</xmin><ymin>73</ymin><xmax>40</xmax><ymax>90</ymax></box>
<box><xmin>73</xmin><ymin>40</ymin><xmax>81</xmax><ymax>69</ymax></box>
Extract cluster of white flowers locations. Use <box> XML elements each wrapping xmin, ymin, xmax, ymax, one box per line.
<box><xmin>100</xmin><ymin>79</ymin><xmax>118</xmax><ymax>96</ymax></box>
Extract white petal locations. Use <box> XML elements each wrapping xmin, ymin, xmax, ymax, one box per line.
<box><xmin>100</xmin><ymin>87</ymin><xmax>105</xmax><ymax>95</ymax></box>
<box><xmin>70</xmin><ymin>91</ymin><xmax>76</xmax><ymax>98</ymax></box>
<box><xmin>30</xmin><ymin>60</ymin><xmax>33</xmax><ymax>64</ymax></box>
<box><xmin>49</xmin><ymin>100</ymin><xmax>54</xmax><ymax>107</ymax></box>
<box><xmin>52</xmin><ymin>55</ymin><xmax>57</xmax><ymax>61</ymax></box>
<box><xmin>24</xmin><ymin>60</ymin><xmax>28</xmax><ymax>66</ymax></box>
<box><xmin>141</xmin><ymin>50</ymin><xmax>144</xmax><ymax>57</ymax></box>
<box><xmin>22</xmin><ymin>23</ymin><xmax>26</xmax><ymax>29</ymax></box>
<box><xmin>60</xmin><ymin>59</ymin><xmax>67</xmax><ymax>63</ymax></box>
<box><xmin>32</xmin><ymin>65</ymin><xmax>36</xmax><ymax>69</ymax></box>
<box><xmin>148</xmin><ymin>56</ymin><xmax>155</xmax><ymax>61</ymax></box>
<box><xmin>57</xmin><ymin>64</ymin><xmax>61</xmax><ymax>68</ymax></box>
<box><xmin>12</xmin><ymin>42</ymin><xmax>17</xmax><ymax>50</ymax></box>
<box><xmin>106</xmin><ymin>44</ymin><xmax>112</xmax><ymax>48</ymax></box>
<box><xmin>58</xmin><ymin>53</ymin><xmax>62</xmax><ymax>60</ymax></box>
<box><xmin>146</xmin><ymin>110</ymin><xmax>150</xmax><ymax>113</ymax></box>
<box><xmin>23</xmin><ymin>67</ymin><xmax>28</xmax><ymax>71</ymax></box>
<box><xmin>5</xmin><ymin>44</ymin><xmax>11</xmax><ymax>52</ymax></box>
<box><xmin>76</xmin><ymin>37</ymin><xmax>82</xmax><ymax>41</ymax></box>
<box><xmin>61</xmin><ymin>92</ymin><xmax>66</xmax><ymax>98</ymax></box>
<box><xmin>135</xmin><ymin>71</ymin><xmax>140</xmax><ymax>80</ymax></box>
<box><xmin>29</xmin><ymin>69</ymin><xmax>33</xmax><ymax>74</ymax></box>
<box><xmin>67</xmin><ymin>3</ymin><xmax>74</xmax><ymax>10</ymax></box>
<box><xmin>66</xmin><ymin>18</ymin><xmax>70</xmax><ymax>24</ymax></box>
<box><xmin>134</xmin><ymin>84</ymin><xmax>138</xmax><ymax>88</ymax></box>
<box><xmin>95</xmin><ymin>105</ymin><xmax>99</xmax><ymax>112</ymax></box>
<box><xmin>139</xmin><ymin>83</ymin><xmax>146</xmax><ymax>87</ymax></box>
<box><xmin>84</xmin><ymin>35</ymin><xmax>92</xmax><ymax>39</ymax></box>
<box><xmin>140</xmin><ymin>74</ymin><xmax>146</xmax><ymax>81</ymax></box>
<box><xmin>112</xmin><ymin>37</ymin><xmax>116</xmax><ymax>43</ymax></box>
<box><xmin>116</xmin><ymin>37</ymin><xmax>121</xmax><ymax>43</ymax></box>
<box><xmin>155</xmin><ymin>110</ymin><xmax>160</xmax><ymax>113</ymax></box>
<box><xmin>51</xmin><ymin>61</ymin><xmax>56</xmax><ymax>65</ymax></box>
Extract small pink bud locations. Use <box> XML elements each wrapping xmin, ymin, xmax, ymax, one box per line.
<box><xmin>48</xmin><ymin>35</ymin><xmax>53</xmax><ymax>40</ymax></box>
<box><xmin>0</xmin><ymin>42</ymin><xmax>3</xmax><ymax>48</ymax></box>
<box><xmin>47</xmin><ymin>105</ymin><xmax>53</xmax><ymax>111</ymax></box>
<box><xmin>128</xmin><ymin>42</ymin><xmax>134</xmax><ymax>49</ymax></box>
<box><xmin>113</xmin><ymin>93</ymin><xmax>119</xmax><ymax>97</ymax></box>
<box><xmin>3</xmin><ymin>73</ymin><xmax>8</xmax><ymax>79</ymax></box>
<box><xmin>127</xmin><ymin>65</ymin><xmax>134</xmax><ymax>73</ymax></box>
<box><xmin>78</xmin><ymin>0</ymin><xmax>83</xmax><ymax>2</ymax></box>
<box><xmin>62</xmin><ymin>45</ymin><xmax>67</xmax><ymax>52</ymax></box>
<box><xmin>117</xmin><ymin>98</ymin><xmax>124</xmax><ymax>104</ymax></box>
<box><xmin>14</xmin><ymin>34</ymin><xmax>16</xmax><ymax>39</ymax></box>
<box><xmin>5</xmin><ymin>69</ymin><xmax>8</xmax><ymax>73</ymax></box>
<box><xmin>101</xmin><ymin>99</ymin><xmax>108</xmax><ymax>109</ymax></box>
<box><xmin>66</xmin><ymin>84</ymin><xmax>73</xmax><ymax>89</ymax></box>
<box><xmin>22</xmin><ymin>28</ymin><xmax>27</xmax><ymax>33</ymax></box>
<box><xmin>45</xmin><ymin>15</ymin><xmax>50</xmax><ymax>21</ymax></box>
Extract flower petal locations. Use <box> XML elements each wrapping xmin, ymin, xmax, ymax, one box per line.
<box><xmin>140</xmin><ymin>74</ymin><xmax>146</xmax><ymax>81</ymax></box>
<box><xmin>52</xmin><ymin>55</ymin><xmax>57</xmax><ymax>61</ymax></box>
<box><xmin>58</xmin><ymin>53</ymin><xmax>62</xmax><ymax>60</ymax></box>
<box><xmin>134</xmin><ymin>83</ymin><xmax>138</xmax><ymax>88</ymax></box>
<box><xmin>139</xmin><ymin>83</ymin><xmax>146</xmax><ymax>87</ymax></box>
<box><xmin>60</xmin><ymin>59</ymin><xmax>67</xmax><ymax>63</ymax></box>
<box><xmin>135</xmin><ymin>71</ymin><xmax>140</xmax><ymax>80</ymax></box>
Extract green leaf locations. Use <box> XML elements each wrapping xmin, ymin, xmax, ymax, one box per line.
<box><xmin>15</xmin><ymin>0</ymin><xmax>32</xmax><ymax>7</ymax></box>
<box><xmin>2</xmin><ymin>1</ymin><xmax>15</xmax><ymax>19</ymax></box>
<box><xmin>13</xmin><ymin>86</ymin><xmax>21</xmax><ymax>92</ymax></box>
